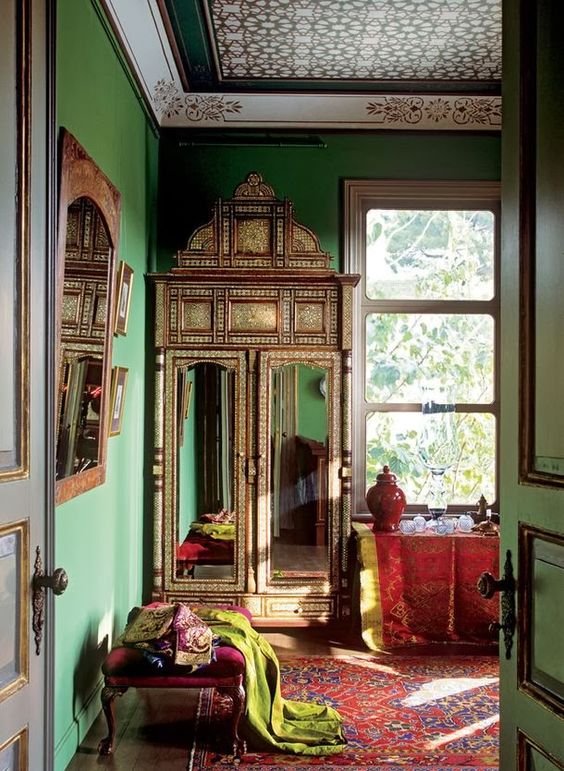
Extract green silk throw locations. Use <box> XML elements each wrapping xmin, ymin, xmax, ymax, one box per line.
<box><xmin>197</xmin><ymin>607</ymin><xmax>346</xmax><ymax>756</ymax></box>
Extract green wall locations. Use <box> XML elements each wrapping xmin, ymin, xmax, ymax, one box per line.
<box><xmin>297</xmin><ymin>364</ymin><xmax>327</xmax><ymax>443</ymax></box>
<box><xmin>158</xmin><ymin>131</ymin><xmax>500</xmax><ymax>465</ymax></box>
<box><xmin>158</xmin><ymin>132</ymin><xmax>500</xmax><ymax>271</ymax></box>
<box><xmin>55</xmin><ymin>2</ymin><xmax>158</xmax><ymax>768</ymax></box>
<box><xmin>178</xmin><ymin>367</ymin><xmax>198</xmax><ymax>541</ymax></box>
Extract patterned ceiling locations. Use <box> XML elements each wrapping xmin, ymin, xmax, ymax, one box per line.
<box><xmin>164</xmin><ymin>0</ymin><xmax>502</xmax><ymax>91</ymax></box>
<box><xmin>99</xmin><ymin>0</ymin><xmax>502</xmax><ymax>129</ymax></box>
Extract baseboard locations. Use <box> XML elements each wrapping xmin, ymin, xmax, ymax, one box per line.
<box><xmin>54</xmin><ymin>678</ymin><xmax>103</xmax><ymax>771</ymax></box>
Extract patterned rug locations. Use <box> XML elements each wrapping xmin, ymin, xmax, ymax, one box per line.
<box><xmin>188</xmin><ymin>655</ymin><xmax>499</xmax><ymax>770</ymax></box>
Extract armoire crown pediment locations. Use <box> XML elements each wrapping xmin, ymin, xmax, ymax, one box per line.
<box><xmin>176</xmin><ymin>172</ymin><xmax>331</xmax><ymax>271</ymax></box>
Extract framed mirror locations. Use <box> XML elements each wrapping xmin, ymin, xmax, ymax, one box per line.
<box><xmin>55</xmin><ymin>130</ymin><xmax>121</xmax><ymax>504</ymax></box>
<box><xmin>167</xmin><ymin>352</ymin><xmax>247</xmax><ymax>589</ymax></box>
<box><xmin>258</xmin><ymin>351</ymin><xmax>342</xmax><ymax>589</ymax></box>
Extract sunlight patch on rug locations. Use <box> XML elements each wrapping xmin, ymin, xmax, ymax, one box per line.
<box><xmin>188</xmin><ymin>655</ymin><xmax>499</xmax><ymax>770</ymax></box>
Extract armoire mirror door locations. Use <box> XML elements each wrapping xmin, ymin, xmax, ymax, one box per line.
<box><xmin>165</xmin><ymin>351</ymin><xmax>248</xmax><ymax>592</ymax></box>
<box><xmin>257</xmin><ymin>351</ymin><xmax>342</xmax><ymax>593</ymax></box>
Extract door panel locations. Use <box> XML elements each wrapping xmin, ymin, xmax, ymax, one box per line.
<box><xmin>0</xmin><ymin>521</ymin><xmax>29</xmax><ymax>702</ymax></box>
<box><xmin>0</xmin><ymin>0</ymin><xmax>52</xmax><ymax>768</ymax></box>
<box><xmin>0</xmin><ymin>728</ymin><xmax>28</xmax><ymax>770</ymax></box>
<box><xmin>501</xmin><ymin>0</ymin><xmax>564</xmax><ymax>766</ymax></box>
<box><xmin>519</xmin><ymin>526</ymin><xmax>564</xmax><ymax>718</ymax></box>
<box><xmin>0</xmin><ymin>0</ymin><xmax>29</xmax><ymax>481</ymax></box>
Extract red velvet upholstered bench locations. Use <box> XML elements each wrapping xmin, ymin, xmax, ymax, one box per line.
<box><xmin>98</xmin><ymin>604</ymin><xmax>250</xmax><ymax>760</ymax></box>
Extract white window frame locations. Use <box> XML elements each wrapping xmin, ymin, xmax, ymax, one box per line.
<box><xmin>343</xmin><ymin>180</ymin><xmax>501</xmax><ymax>518</ymax></box>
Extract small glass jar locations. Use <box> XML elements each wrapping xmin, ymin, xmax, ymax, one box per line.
<box><xmin>458</xmin><ymin>513</ymin><xmax>474</xmax><ymax>533</ymax></box>
<box><xmin>399</xmin><ymin>519</ymin><xmax>416</xmax><ymax>535</ymax></box>
<box><xmin>413</xmin><ymin>514</ymin><xmax>427</xmax><ymax>532</ymax></box>
<box><xmin>442</xmin><ymin>518</ymin><xmax>456</xmax><ymax>534</ymax></box>
<box><xmin>435</xmin><ymin>519</ymin><xmax>448</xmax><ymax>535</ymax></box>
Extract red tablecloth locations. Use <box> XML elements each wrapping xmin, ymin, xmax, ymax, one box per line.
<box><xmin>353</xmin><ymin>522</ymin><xmax>499</xmax><ymax>649</ymax></box>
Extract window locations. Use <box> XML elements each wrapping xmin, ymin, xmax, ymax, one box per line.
<box><xmin>344</xmin><ymin>181</ymin><xmax>500</xmax><ymax>516</ymax></box>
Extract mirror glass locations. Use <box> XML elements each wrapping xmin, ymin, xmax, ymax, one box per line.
<box><xmin>176</xmin><ymin>363</ymin><xmax>236</xmax><ymax>580</ymax></box>
<box><xmin>270</xmin><ymin>363</ymin><xmax>329</xmax><ymax>577</ymax></box>
<box><xmin>56</xmin><ymin>197</ymin><xmax>111</xmax><ymax>481</ymax></box>
<box><xmin>55</xmin><ymin>130</ymin><xmax>120</xmax><ymax>505</ymax></box>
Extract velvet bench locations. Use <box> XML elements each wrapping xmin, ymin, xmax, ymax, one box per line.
<box><xmin>98</xmin><ymin>604</ymin><xmax>250</xmax><ymax>760</ymax></box>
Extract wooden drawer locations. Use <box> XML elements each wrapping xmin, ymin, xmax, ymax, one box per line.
<box><xmin>164</xmin><ymin>593</ymin><xmax>240</xmax><ymax>607</ymax></box>
<box><xmin>264</xmin><ymin>596</ymin><xmax>334</xmax><ymax>620</ymax></box>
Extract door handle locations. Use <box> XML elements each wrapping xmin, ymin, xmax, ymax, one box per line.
<box><xmin>34</xmin><ymin>566</ymin><xmax>68</xmax><ymax>595</ymax></box>
<box><xmin>477</xmin><ymin>549</ymin><xmax>516</xmax><ymax>660</ymax></box>
<box><xmin>32</xmin><ymin>546</ymin><xmax>69</xmax><ymax>654</ymax></box>
<box><xmin>477</xmin><ymin>571</ymin><xmax>509</xmax><ymax>599</ymax></box>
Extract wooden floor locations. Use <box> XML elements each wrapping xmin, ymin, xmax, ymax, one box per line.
<box><xmin>66</xmin><ymin>626</ymin><xmax>496</xmax><ymax>770</ymax></box>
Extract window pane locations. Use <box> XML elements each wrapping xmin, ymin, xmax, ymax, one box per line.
<box><xmin>365</xmin><ymin>313</ymin><xmax>494</xmax><ymax>404</ymax></box>
<box><xmin>366</xmin><ymin>411</ymin><xmax>496</xmax><ymax>506</ymax></box>
<box><xmin>366</xmin><ymin>209</ymin><xmax>495</xmax><ymax>300</ymax></box>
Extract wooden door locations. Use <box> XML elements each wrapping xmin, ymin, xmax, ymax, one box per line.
<box><xmin>499</xmin><ymin>0</ymin><xmax>564</xmax><ymax>767</ymax></box>
<box><xmin>0</xmin><ymin>1</ymin><xmax>55</xmax><ymax>768</ymax></box>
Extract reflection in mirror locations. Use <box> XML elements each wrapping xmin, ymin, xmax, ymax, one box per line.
<box><xmin>56</xmin><ymin>197</ymin><xmax>111</xmax><ymax>481</ymax></box>
<box><xmin>270</xmin><ymin>363</ymin><xmax>329</xmax><ymax>577</ymax></box>
<box><xmin>176</xmin><ymin>363</ymin><xmax>236</xmax><ymax>580</ymax></box>
<box><xmin>55</xmin><ymin>130</ymin><xmax>120</xmax><ymax>505</ymax></box>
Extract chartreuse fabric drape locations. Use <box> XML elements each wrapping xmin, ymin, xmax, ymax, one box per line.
<box><xmin>197</xmin><ymin>607</ymin><xmax>346</xmax><ymax>755</ymax></box>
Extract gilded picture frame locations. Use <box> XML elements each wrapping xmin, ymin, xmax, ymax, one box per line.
<box><xmin>109</xmin><ymin>366</ymin><xmax>128</xmax><ymax>436</ymax></box>
<box><xmin>114</xmin><ymin>261</ymin><xmax>133</xmax><ymax>336</ymax></box>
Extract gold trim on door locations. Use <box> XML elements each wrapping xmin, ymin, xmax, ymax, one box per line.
<box><xmin>0</xmin><ymin>520</ymin><xmax>29</xmax><ymax>702</ymax></box>
<box><xmin>0</xmin><ymin>0</ymin><xmax>30</xmax><ymax>481</ymax></box>
<box><xmin>0</xmin><ymin>726</ymin><xmax>29</xmax><ymax>770</ymax></box>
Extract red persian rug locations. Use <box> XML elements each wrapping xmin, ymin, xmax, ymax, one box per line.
<box><xmin>188</xmin><ymin>655</ymin><xmax>499</xmax><ymax>770</ymax></box>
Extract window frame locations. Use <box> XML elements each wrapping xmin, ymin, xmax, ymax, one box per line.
<box><xmin>343</xmin><ymin>180</ymin><xmax>501</xmax><ymax>518</ymax></box>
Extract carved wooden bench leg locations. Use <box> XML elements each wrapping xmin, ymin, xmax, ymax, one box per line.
<box><xmin>98</xmin><ymin>685</ymin><xmax>128</xmax><ymax>755</ymax></box>
<box><xmin>218</xmin><ymin>684</ymin><xmax>247</xmax><ymax>764</ymax></box>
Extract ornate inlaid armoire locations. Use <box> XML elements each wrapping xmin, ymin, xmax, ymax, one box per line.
<box><xmin>149</xmin><ymin>173</ymin><xmax>359</xmax><ymax>624</ymax></box>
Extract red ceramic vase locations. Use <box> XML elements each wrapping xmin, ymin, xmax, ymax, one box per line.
<box><xmin>365</xmin><ymin>465</ymin><xmax>407</xmax><ymax>532</ymax></box>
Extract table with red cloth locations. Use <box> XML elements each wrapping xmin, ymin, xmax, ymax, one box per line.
<box><xmin>352</xmin><ymin>521</ymin><xmax>499</xmax><ymax>649</ymax></box>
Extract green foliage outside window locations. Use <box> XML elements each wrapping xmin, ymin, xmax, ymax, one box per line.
<box><xmin>364</xmin><ymin>209</ymin><xmax>496</xmax><ymax>506</ymax></box>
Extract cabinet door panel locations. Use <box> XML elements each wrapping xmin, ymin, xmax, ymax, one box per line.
<box><xmin>257</xmin><ymin>351</ymin><xmax>342</xmax><ymax>594</ymax></box>
<box><xmin>160</xmin><ymin>351</ymin><xmax>247</xmax><ymax>595</ymax></box>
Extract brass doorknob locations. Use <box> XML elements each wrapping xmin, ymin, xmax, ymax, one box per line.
<box><xmin>477</xmin><ymin>571</ymin><xmax>508</xmax><ymax>599</ymax></box>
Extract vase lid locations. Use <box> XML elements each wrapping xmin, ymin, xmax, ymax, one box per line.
<box><xmin>376</xmin><ymin>465</ymin><xmax>398</xmax><ymax>484</ymax></box>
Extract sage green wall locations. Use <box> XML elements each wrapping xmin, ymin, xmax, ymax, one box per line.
<box><xmin>55</xmin><ymin>2</ymin><xmax>158</xmax><ymax>769</ymax></box>
<box><xmin>158</xmin><ymin>131</ymin><xmax>500</xmax><ymax>475</ymax></box>
<box><xmin>297</xmin><ymin>365</ymin><xmax>327</xmax><ymax>443</ymax></box>
<box><xmin>179</xmin><ymin>367</ymin><xmax>198</xmax><ymax>541</ymax></box>
<box><xmin>158</xmin><ymin>132</ymin><xmax>500</xmax><ymax>272</ymax></box>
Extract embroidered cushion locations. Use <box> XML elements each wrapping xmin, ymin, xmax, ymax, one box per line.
<box><xmin>172</xmin><ymin>603</ymin><xmax>214</xmax><ymax>667</ymax></box>
<box><xmin>122</xmin><ymin>604</ymin><xmax>175</xmax><ymax>644</ymax></box>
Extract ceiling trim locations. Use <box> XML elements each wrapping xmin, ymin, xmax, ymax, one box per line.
<box><xmin>100</xmin><ymin>0</ymin><xmax>502</xmax><ymax>131</ymax></box>
<box><xmin>156</xmin><ymin>88</ymin><xmax>501</xmax><ymax>130</ymax></box>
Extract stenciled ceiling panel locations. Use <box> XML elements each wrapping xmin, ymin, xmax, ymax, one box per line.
<box><xmin>100</xmin><ymin>0</ymin><xmax>502</xmax><ymax>130</ymax></box>
<box><xmin>207</xmin><ymin>0</ymin><xmax>501</xmax><ymax>85</ymax></box>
